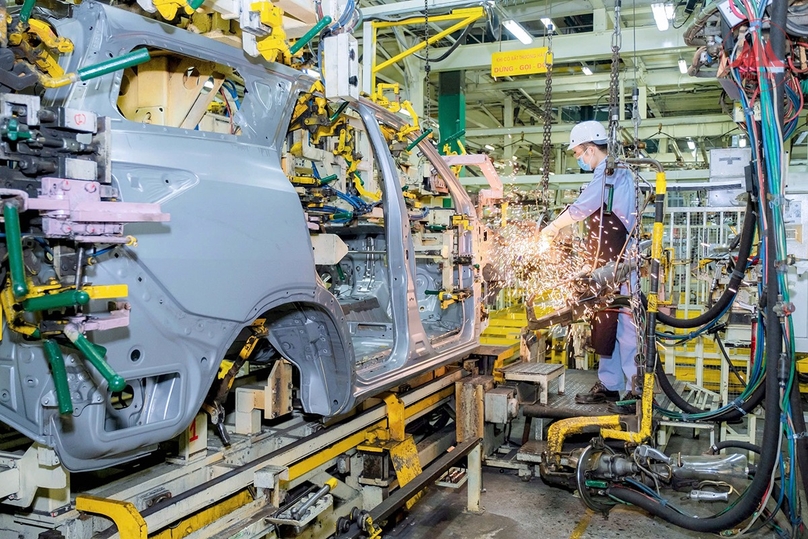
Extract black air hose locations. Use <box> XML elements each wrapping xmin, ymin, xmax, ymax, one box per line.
<box><xmin>656</xmin><ymin>198</ymin><xmax>757</xmax><ymax>329</ymax></box>
<box><xmin>608</xmin><ymin>20</ymin><xmax>783</xmax><ymax>519</ymax></box>
<box><xmin>654</xmin><ymin>359</ymin><xmax>764</xmax><ymax>420</ymax></box>
<box><xmin>788</xmin><ymin>367</ymin><xmax>808</xmax><ymax>500</ymax></box>
<box><xmin>709</xmin><ymin>440</ymin><xmax>761</xmax><ymax>454</ymax></box>
<box><xmin>609</xmin><ymin>257</ymin><xmax>779</xmax><ymax>532</ymax></box>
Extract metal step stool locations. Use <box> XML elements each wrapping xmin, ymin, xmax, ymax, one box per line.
<box><xmin>502</xmin><ymin>362</ymin><xmax>565</xmax><ymax>405</ymax></box>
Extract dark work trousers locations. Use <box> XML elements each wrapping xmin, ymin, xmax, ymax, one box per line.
<box><xmin>584</xmin><ymin>208</ymin><xmax>628</xmax><ymax>356</ymax></box>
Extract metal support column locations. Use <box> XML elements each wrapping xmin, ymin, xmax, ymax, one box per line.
<box><xmin>503</xmin><ymin>95</ymin><xmax>514</xmax><ymax>159</ymax></box>
<box><xmin>466</xmin><ymin>443</ymin><xmax>483</xmax><ymax>513</ymax></box>
<box><xmin>438</xmin><ymin>70</ymin><xmax>466</xmax><ymax>154</ymax></box>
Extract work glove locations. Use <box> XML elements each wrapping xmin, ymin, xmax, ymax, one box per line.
<box><xmin>538</xmin><ymin>210</ymin><xmax>576</xmax><ymax>248</ymax></box>
<box><xmin>539</xmin><ymin>221</ymin><xmax>560</xmax><ymax>248</ymax></box>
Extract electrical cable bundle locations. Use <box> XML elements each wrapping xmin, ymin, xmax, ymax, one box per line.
<box><xmin>608</xmin><ymin>1</ymin><xmax>808</xmax><ymax>535</ymax></box>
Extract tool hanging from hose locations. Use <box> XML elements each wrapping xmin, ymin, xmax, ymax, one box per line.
<box><xmin>540</xmin><ymin>20</ymin><xmax>553</xmax><ymax>197</ymax></box>
<box><xmin>605</xmin><ymin>0</ymin><xmax>622</xmax><ymax>176</ymax></box>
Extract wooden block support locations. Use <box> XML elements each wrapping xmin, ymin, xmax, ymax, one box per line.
<box><xmin>455</xmin><ymin>375</ymin><xmax>494</xmax><ymax>443</ymax></box>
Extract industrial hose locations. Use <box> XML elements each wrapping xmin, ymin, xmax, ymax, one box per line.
<box><xmin>709</xmin><ymin>440</ymin><xmax>761</xmax><ymax>455</ymax></box>
<box><xmin>654</xmin><ymin>359</ymin><xmax>764</xmax><ymax>421</ymax></box>
<box><xmin>651</xmin><ymin>198</ymin><xmax>760</xmax><ymax>419</ymax></box>
<box><xmin>608</xmin><ymin>236</ymin><xmax>780</xmax><ymax>531</ymax></box>
<box><xmin>682</xmin><ymin>0</ymin><xmax>721</xmax><ymax>46</ymax></box>
<box><xmin>788</xmin><ymin>362</ymin><xmax>808</xmax><ymax>503</ymax></box>
<box><xmin>608</xmin><ymin>4</ymin><xmax>784</xmax><ymax>521</ymax></box>
<box><xmin>655</xmin><ymin>197</ymin><xmax>757</xmax><ymax>329</ymax></box>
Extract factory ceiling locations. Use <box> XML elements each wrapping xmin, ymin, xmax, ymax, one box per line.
<box><xmin>358</xmin><ymin>0</ymin><xmax>775</xmax><ymax>174</ymax></box>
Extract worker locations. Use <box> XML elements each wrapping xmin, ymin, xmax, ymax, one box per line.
<box><xmin>540</xmin><ymin>120</ymin><xmax>640</xmax><ymax>411</ymax></box>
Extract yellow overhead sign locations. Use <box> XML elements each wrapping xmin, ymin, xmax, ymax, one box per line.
<box><xmin>491</xmin><ymin>47</ymin><xmax>553</xmax><ymax>77</ymax></box>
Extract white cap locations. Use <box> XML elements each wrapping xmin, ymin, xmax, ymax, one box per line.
<box><xmin>568</xmin><ymin>121</ymin><xmax>608</xmax><ymax>151</ymax></box>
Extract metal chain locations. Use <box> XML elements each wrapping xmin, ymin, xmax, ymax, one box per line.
<box><xmin>630</xmin><ymin>0</ymin><xmax>640</xmax><ymax>156</ymax></box>
<box><xmin>540</xmin><ymin>29</ymin><xmax>553</xmax><ymax>194</ymax></box>
<box><xmin>631</xmin><ymin>86</ymin><xmax>640</xmax><ymax>157</ymax></box>
<box><xmin>629</xmin><ymin>166</ymin><xmax>646</xmax><ymax>386</ymax></box>
<box><xmin>606</xmin><ymin>0</ymin><xmax>622</xmax><ymax>175</ymax></box>
<box><xmin>423</xmin><ymin>0</ymin><xmax>431</xmax><ymax>122</ymax></box>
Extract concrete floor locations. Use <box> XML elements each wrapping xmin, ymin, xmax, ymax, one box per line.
<box><xmin>388</xmin><ymin>468</ymin><xmax>779</xmax><ymax>539</ymax></box>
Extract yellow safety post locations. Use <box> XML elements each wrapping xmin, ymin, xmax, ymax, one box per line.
<box><xmin>75</xmin><ymin>495</ymin><xmax>147</xmax><ymax>539</ymax></box>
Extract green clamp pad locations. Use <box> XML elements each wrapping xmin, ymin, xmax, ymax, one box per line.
<box><xmin>23</xmin><ymin>290</ymin><xmax>90</xmax><ymax>312</ymax></box>
<box><xmin>77</xmin><ymin>48</ymin><xmax>151</xmax><ymax>82</ymax></box>
<box><xmin>290</xmin><ymin>16</ymin><xmax>332</xmax><ymax>55</ymax></box>
<box><xmin>4</xmin><ymin>202</ymin><xmax>28</xmax><ymax>299</ymax></box>
<box><xmin>64</xmin><ymin>327</ymin><xmax>125</xmax><ymax>392</ymax></box>
<box><xmin>406</xmin><ymin>129</ymin><xmax>433</xmax><ymax>152</ymax></box>
<box><xmin>19</xmin><ymin>0</ymin><xmax>36</xmax><ymax>25</ymax></box>
<box><xmin>3</xmin><ymin>119</ymin><xmax>32</xmax><ymax>141</ymax></box>
<box><xmin>319</xmin><ymin>174</ymin><xmax>338</xmax><ymax>185</ymax></box>
<box><xmin>43</xmin><ymin>340</ymin><xmax>73</xmax><ymax>415</ymax></box>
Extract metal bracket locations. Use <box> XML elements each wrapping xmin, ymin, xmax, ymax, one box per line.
<box><xmin>75</xmin><ymin>495</ymin><xmax>147</xmax><ymax>539</ymax></box>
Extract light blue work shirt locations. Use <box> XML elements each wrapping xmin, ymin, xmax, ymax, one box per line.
<box><xmin>567</xmin><ymin>160</ymin><xmax>637</xmax><ymax>233</ymax></box>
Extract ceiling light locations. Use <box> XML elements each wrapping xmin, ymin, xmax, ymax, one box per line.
<box><xmin>540</xmin><ymin>17</ymin><xmax>555</xmax><ymax>32</ymax></box>
<box><xmin>678</xmin><ymin>58</ymin><xmax>688</xmax><ymax>74</ymax></box>
<box><xmin>739</xmin><ymin>137</ymin><xmax>747</xmax><ymax>148</ymax></box>
<box><xmin>485</xmin><ymin>144</ymin><xmax>496</xmax><ymax>151</ymax></box>
<box><xmin>503</xmin><ymin>20</ymin><xmax>534</xmax><ymax>45</ymax></box>
<box><xmin>687</xmin><ymin>139</ymin><xmax>696</xmax><ymax>150</ymax></box>
<box><xmin>651</xmin><ymin>2</ymin><xmax>675</xmax><ymax>31</ymax></box>
<box><xmin>582</xmin><ymin>65</ymin><xmax>593</xmax><ymax>76</ymax></box>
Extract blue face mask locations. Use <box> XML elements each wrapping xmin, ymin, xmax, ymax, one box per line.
<box><xmin>577</xmin><ymin>151</ymin><xmax>592</xmax><ymax>172</ymax></box>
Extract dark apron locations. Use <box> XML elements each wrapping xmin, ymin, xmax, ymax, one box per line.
<box><xmin>585</xmin><ymin>206</ymin><xmax>628</xmax><ymax>356</ymax></box>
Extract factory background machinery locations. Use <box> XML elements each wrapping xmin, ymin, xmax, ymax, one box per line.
<box><xmin>0</xmin><ymin>0</ymin><xmax>803</xmax><ymax>537</ymax></box>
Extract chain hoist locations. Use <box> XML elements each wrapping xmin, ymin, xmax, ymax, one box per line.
<box><xmin>606</xmin><ymin>0</ymin><xmax>622</xmax><ymax>176</ymax></box>
<box><xmin>540</xmin><ymin>24</ymin><xmax>553</xmax><ymax>195</ymax></box>
<box><xmin>423</xmin><ymin>0</ymin><xmax>431</xmax><ymax>122</ymax></box>
<box><xmin>630</xmin><ymin>0</ymin><xmax>641</xmax><ymax>158</ymax></box>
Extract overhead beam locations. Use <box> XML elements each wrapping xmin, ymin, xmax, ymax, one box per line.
<box><xmin>466</xmin><ymin>71</ymin><xmax>711</xmax><ymax>98</ymax></box>
<box><xmin>465</xmin><ymin>114</ymin><xmax>732</xmax><ymax>138</ymax></box>
<box><xmin>459</xmin><ymin>168</ymin><xmax>711</xmax><ymax>186</ymax></box>
<box><xmin>362</xmin><ymin>0</ymin><xmax>484</xmax><ymax>18</ymax></box>
<box><xmin>429</xmin><ymin>25</ymin><xmax>688</xmax><ymax>72</ymax></box>
<box><xmin>478</xmin><ymin>104</ymin><xmax>502</xmax><ymax>127</ymax></box>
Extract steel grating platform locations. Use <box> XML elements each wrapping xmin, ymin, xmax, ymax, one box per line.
<box><xmin>520</xmin><ymin>369</ymin><xmax>607</xmax><ymax>419</ymax></box>
<box><xmin>518</xmin><ymin>368</ymin><xmax>694</xmax><ymax>420</ymax></box>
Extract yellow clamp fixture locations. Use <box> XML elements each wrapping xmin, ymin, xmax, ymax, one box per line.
<box><xmin>25</xmin><ymin>20</ymin><xmax>73</xmax><ymax>52</ymax></box>
<box><xmin>371</xmin><ymin>83</ymin><xmax>420</xmax><ymax>139</ymax></box>
<box><xmin>452</xmin><ymin>214</ymin><xmax>472</xmax><ymax>231</ymax></box>
<box><xmin>372</xmin><ymin>82</ymin><xmax>401</xmax><ymax>109</ymax></box>
<box><xmin>251</xmin><ymin>2</ymin><xmax>291</xmax><ymax>63</ymax></box>
<box><xmin>152</xmin><ymin>0</ymin><xmax>205</xmax><ymax>21</ymax></box>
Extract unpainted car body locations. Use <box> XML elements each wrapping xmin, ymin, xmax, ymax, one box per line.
<box><xmin>0</xmin><ymin>2</ymin><xmax>483</xmax><ymax>471</ymax></box>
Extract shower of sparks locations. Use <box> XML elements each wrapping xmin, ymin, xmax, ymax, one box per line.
<box><xmin>486</xmin><ymin>221</ymin><xmax>590</xmax><ymax>309</ymax></box>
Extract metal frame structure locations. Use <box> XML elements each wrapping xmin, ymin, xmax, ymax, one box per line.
<box><xmin>361</xmin><ymin>7</ymin><xmax>486</xmax><ymax>97</ymax></box>
<box><xmin>0</xmin><ymin>367</ymin><xmax>482</xmax><ymax>538</ymax></box>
